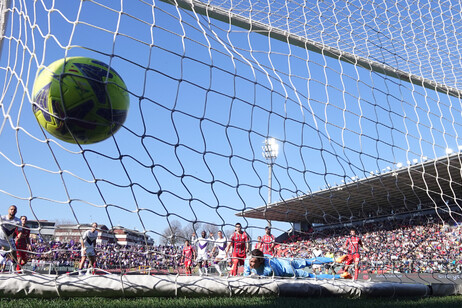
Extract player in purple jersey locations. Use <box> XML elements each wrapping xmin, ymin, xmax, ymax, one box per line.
<box><xmin>0</xmin><ymin>205</ymin><xmax>21</xmax><ymax>266</ymax></box>
<box><xmin>211</xmin><ymin>230</ymin><xmax>227</xmax><ymax>276</ymax></box>
<box><xmin>192</xmin><ymin>231</ymin><xmax>214</xmax><ymax>276</ymax></box>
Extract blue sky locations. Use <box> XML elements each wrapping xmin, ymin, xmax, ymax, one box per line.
<box><xmin>1</xmin><ymin>0</ymin><xmax>462</xmax><ymax>243</ymax></box>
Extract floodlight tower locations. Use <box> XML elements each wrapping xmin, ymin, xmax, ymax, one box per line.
<box><xmin>262</xmin><ymin>138</ymin><xmax>279</xmax><ymax>205</ymax></box>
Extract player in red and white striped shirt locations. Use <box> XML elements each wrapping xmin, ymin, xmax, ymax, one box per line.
<box><xmin>260</xmin><ymin>226</ymin><xmax>275</xmax><ymax>256</ymax></box>
<box><xmin>341</xmin><ymin>229</ymin><xmax>369</xmax><ymax>280</ymax></box>
<box><xmin>14</xmin><ymin>216</ymin><xmax>31</xmax><ymax>271</ymax></box>
<box><xmin>182</xmin><ymin>240</ymin><xmax>195</xmax><ymax>276</ymax></box>
<box><xmin>226</xmin><ymin>223</ymin><xmax>250</xmax><ymax>276</ymax></box>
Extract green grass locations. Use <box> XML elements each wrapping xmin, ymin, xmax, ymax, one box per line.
<box><xmin>1</xmin><ymin>295</ymin><xmax>462</xmax><ymax>308</ymax></box>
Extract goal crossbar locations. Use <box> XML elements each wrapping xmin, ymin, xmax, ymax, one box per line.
<box><xmin>161</xmin><ymin>0</ymin><xmax>462</xmax><ymax>98</ymax></box>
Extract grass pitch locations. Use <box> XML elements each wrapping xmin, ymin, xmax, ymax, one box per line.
<box><xmin>1</xmin><ymin>295</ymin><xmax>462</xmax><ymax>308</ymax></box>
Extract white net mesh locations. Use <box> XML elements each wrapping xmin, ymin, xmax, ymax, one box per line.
<box><xmin>212</xmin><ymin>0</ymin><xmax>462</xmax><ymax>90</ymax></box>
<box><xmin>0</xmin><ymin>0</ymin><xmax>462</xmax><ymax>284</ymax></box>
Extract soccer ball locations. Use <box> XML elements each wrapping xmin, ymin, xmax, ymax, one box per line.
<box><xmin>32</xmin><ymin>57</ymin><xmax>129</xmax><ymax>144</ymax></box>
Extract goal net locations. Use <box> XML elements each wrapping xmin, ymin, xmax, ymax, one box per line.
<box><xmin>0</xmin><ymin>0</ymin><xmax>462</xmax><ymax>297</ymax></box>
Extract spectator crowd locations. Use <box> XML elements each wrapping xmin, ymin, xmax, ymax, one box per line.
<box><xmin>2</xmin><ymin>213</ymin><xmax>462</xmax><ymax>275</ymax></box>
<box><xmin>16</xmin><ymin>241</ymin><xmax>184</xmax><ymax>273</ymax></box>
<box><xmin>273</xmin><ymin>214</ymin><xmax>462</xmax><ymax>274</ymax></box>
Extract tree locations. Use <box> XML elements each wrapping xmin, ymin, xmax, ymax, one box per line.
<box><xmin>202</xmin><ymin>223</ymin><xmax>219</xmax><ymax>235</ymax></box>
<box><xmin>161</xmin><ymin>220</ymin><xmax>187</xmax><ymax>246</ymax></box>
<box><xmin>224</xmin><ymin>227</ymin><xmax>234</xmax><ymax>239</ymax></box>
<box><xmin>184</xmin><ymin>222</ymin><xmax>203</xmax><ymax>237</ymax></box>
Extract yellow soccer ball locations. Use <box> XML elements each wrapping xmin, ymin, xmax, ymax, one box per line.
<box><xmin>32</xmin><ymin>57</ymin><xmax>129</xmax><ymax>144</ymax></box>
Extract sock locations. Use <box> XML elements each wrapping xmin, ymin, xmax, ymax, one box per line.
<box><xmin>214</xmin><ymin>263</ymin><xmax>222</xmax><ymax>275</ymax></box>
<box><xmin>231</xmin><ymin>259</ymin><xmax>238</xmax><ymax>276</ymax></box>
<box><xmin>354</xmin><ymin>268</ymin><xmax>359</xmax><ymax>280</ymax></box>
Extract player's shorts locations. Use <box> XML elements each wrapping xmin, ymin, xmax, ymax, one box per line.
<box><xmin>16</xmin><ymin>249</ymin><xmax>28</xmax><ymax>262</ymax></box>
<box><xmin>184</xmin><ymin>260</ymin><xmax>192</xmax><ymax>268</ymax></box>
<box><xmin>216</xmin><ymin>250</ymin><xmax>227</xmax><ymax>259</ymax></box>
<box><xmin>0</xmin><ymin>238</ymin><xmax>16</xmax><ymax>250</ymax></box>
<box><xmin>232</xmin><ymin>253</ymin><xmax>246</xmax><ymax>266</ymax></box>
<box><xmin>345</xmin><ymin>253</ymin><xmax>360</xmax><ymax>265</ymax></box>
<box><xmin>0</xmin><ymin>252</ymin><xmax>7</xmax><ymax>265</ymax></box>
<box><xmin>81</xmin><ymin>246</ymin><xmax>96</xmax><ymax>257</ymax></box>
<box><xmin>196</xmin><ymin>253</ymin><xmax>208</xmax><ymax>263</ymax></box>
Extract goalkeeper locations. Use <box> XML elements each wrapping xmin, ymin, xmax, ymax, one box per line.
<box><xmin>243</xmin><ymin>248</ymin><xmax>340</xmax><ymax>278</ymax></box>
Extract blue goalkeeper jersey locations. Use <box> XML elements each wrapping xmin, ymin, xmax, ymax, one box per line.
<box><xmin>243</xmin><ymin>255</ymin><xmax>334</xmax><ymax>278</ymax></box>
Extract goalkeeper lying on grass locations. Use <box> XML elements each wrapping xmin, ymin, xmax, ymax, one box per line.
<box><xmin>243</xmin><ymin>248</ymin><xmax>341</xmax><ymax>279</ymax></box>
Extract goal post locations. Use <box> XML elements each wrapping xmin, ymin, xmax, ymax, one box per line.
<box><xmin>0</xmin><ymin>0</ymin><xmax>10</xmax><ymax>56</ymax></box>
